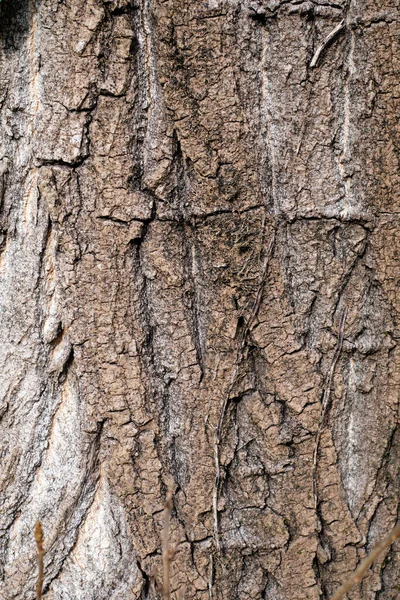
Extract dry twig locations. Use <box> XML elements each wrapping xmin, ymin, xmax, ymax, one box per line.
<box><xmin>162</xmin><ymin>486</ymin><xmax>173</xmax><ymax>600</ymax></box>
<box><xmin>34</xmin><ymin>521</ymin><xmax>44</xmax><ymax>600</ymax></box>
<box><xmin>208</xmin><ymin>552</ymin><xmax>214</xmax><ymax>600</ymax></box>
<box><xmin>329</xmin><ymin>520</ymin><xmax>400</xmax><ymax>600</ymax></box>
<box><xmin>313</xmin><ymin>307</ymin><xmax>347</xmax><ymax>512</ymax></box>
<box><xmin>310</xmin><ymin>20</ymin><xmax>345</xmax><ymax>68</ymax></box>
<box><xmin>213</xmin><ymin>232</ymin><xmax>275</xmax><ymax>553</ymax></box>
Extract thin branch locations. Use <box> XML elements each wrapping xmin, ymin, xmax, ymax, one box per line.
<box><xmin>213</xmin><ymin>231</ymin><xmax>275</xmax><ymax>553</ymax></box>
<box><xmin>329</xmin><ymin>521</ymin><xmax>400</xmax><ymax>600</ymax></box>
<box><xmin>240</xmin><ymin>231</ymin><xmax>276</xmax><ymax>348</ymax></box>
<box><xmin>34</xmin><ymin>521</ymin><xmax>44</xmax><ymax>600</ymax></box>
<box><xmin>162</xmin><ymin>486</ymin><xmax>173</xmax><ymax>600</ymax></box>
<box><xmin>310</xmin><ymin>20</ymin><xmax>345</xmax><ymax>68</ymax></box>
<box><xmin>208</xmin><ymin>552</ymin><xmax>214</xmax><ymax>600</ymax></box>
<box><xmin>313</xmin><ymin>307</ymin><xmax>347</xmax><ymax>511</ymax></box>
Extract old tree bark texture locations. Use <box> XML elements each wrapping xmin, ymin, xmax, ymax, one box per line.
<box><xmin>0</xmin><ymin>0</ymin><xmax>399</xmax><ymax>598</ymax></box>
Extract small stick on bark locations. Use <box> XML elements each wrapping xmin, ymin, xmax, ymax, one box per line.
<box><xmin>208</xmin><ymin>552</ymin><xmax>214</xmax><ymax>600</ymax></box>
<box><xmin>313</xmin><ymin>307</ymin><xmax>347</xmax><ymax>511</ymax></box>
<box><xmin>310</xmin><ymin>20</ymin><xmax>345</xmax><ymax>68</ymax></box>
<box><xmin>162</xmin><ymin>486</ymin><xmax>173</xmax><ymax>600</ymax></box>
<box><xmin>34</xmin><ymin>521</ymin><xmax>44</xmax><ymax>600</ymax></box>
<box><xmin>213</xmin><ymin>231</ymin><xmax>275</xmax><ymax>553</ymax></box>
<box><xmin>329</xmin><ymin>520</ymin><xmax>400</xmax><ymax>600</ymax></box>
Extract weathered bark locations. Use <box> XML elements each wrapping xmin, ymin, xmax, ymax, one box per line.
<box><xmin>0</xmin><ymin>0</ymin><xmax>399</xmax><ymax>598</ymax></box>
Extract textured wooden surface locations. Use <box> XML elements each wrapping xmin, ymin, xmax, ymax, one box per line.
<box><xmin>0</xmin><ymin>1</ymin><xmax>399</xmax><ymax>598</ymax></box>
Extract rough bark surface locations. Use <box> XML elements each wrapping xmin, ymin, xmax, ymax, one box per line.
<box><xmin>0</xmin><ymin>0</ymin><xmax>399</xmax><ymax>599</ymax></box>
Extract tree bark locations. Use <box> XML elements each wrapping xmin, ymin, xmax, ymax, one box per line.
<box><xmin>0</xmin><ymin>0</ymin><xmax>399</xmax><ymax>599</ymax></box>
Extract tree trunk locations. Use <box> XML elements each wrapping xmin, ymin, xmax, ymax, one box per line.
<box><xmin>0</xmin><ymin>0</ymin><xmax>399</xmax><ymax>598</ymax></box>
